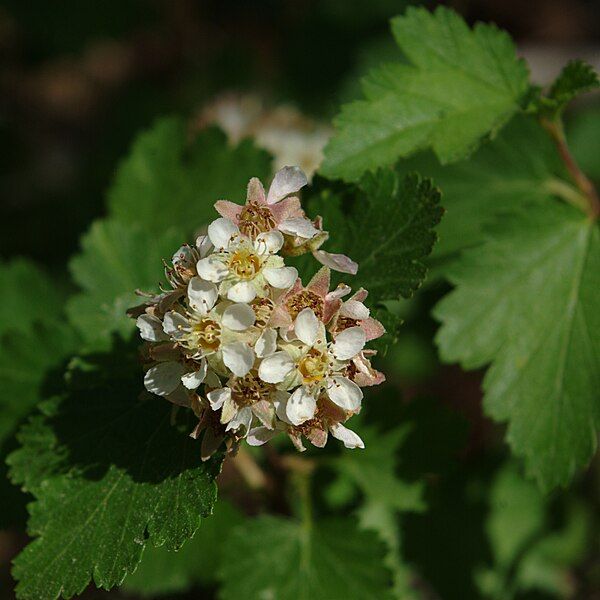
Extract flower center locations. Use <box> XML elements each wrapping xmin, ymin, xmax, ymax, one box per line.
<box><xmin>286</xmin><ymin>291</ymin><xmax>323</xmax><ymax>320</ymax></box>
<box><xmin>228</xmin><ymin>249</ymin><xmax>261</xmax><ymax>280</ymax></box>
<box><xmin>239</xmin><ymin>203</ymin><xmax>276</xmax><ymax>238</ymax></box>
<box><xmin>230</xmin><ymin>371</ymin><xmax>273</xmax><ymax>407</ymax></box>
<box><xmin>189</xmin><ymin>317</ymin><xmax>221</xmax><ymax>352</ymax></box>
<box><xmin>298</xmin><ymin>349</ymin><xmax>329</xmax><ymax>384</ymax></box>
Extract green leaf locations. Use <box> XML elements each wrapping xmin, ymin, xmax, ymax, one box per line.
<box><xmin>219</xmin><ymin>515</ymin><xmax>393</xmax><ymax>600</ymax></box>
<box><xmin>121</xmin><ymin>500</ymin><xmax>244</xmax><ymax>597</ymax></box>
<box><xmin>329</xmin><ymin>422</ymin><xmax>425</xmax><ymax>598</ymax></box>
<box><xmin>108</xmin><ymin>118</ymin><xmax>272</xmax><ymax>235</ymax></box>
<box><xmin>0</xmin><ymin>259</ymin><xmax>66</xmax><ymax>336</ymax></box>
<box><xmin>434</xmin><ymin>203</ymin><xmax>600</xmax><ymax>489</ymax></box>
<box><xmin>320</xmin><ymin>6</ymin><xmax>529</xmax><ymax>181</ymax></box>
<box><xmin>568</xmin><ymin>106</ymin><xmax>600</xmax><ymax>181</ymax></box>
<box><xmin>485</xmin><ymin>463</ymin><xmax>546</xmax><ymax>570</ymax></box>
<box><xmin>308</xmin><ymin>170</ymin><xmax>443</xmax><ymax>301</ymax></box>
<box><xmin>8</xmin><ymin>345</ymin><xmax>222</xmax><ymax>600</ymax></box>
<box><xmin>394</xmin><ymin>115</ymin><xmax>567</xmax><ymax>270</ymax></box>
<box><xmin>0</xmin><ymin>324</ymin><xmax>78</xmax><ymax>447</ymax></box>
<box><xmin>66</xmin><ymin>220</ymin><xmax>182</xmax><ymax>348</ymax></box>
<box><xmin>536</xmin><ymin>60</ymin><xmax>600</xmax><ymax>118</ymax></box>
<box><xmin>476</xmin><ymin>463</ymin><xmax>591</xmax><ymax>599</ymax></box>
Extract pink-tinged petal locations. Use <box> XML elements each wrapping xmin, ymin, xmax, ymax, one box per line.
<box><xmin>330</xmin><ymin>423</ymin><xmax>365</xmax><ymax>449</ymax></box>
<box><xmin>266</xmin><ymin>166</ymin><xmax>308</xmax><ymax>205</ymax></box>
<box><xmin>214</xmin><ymin>200</ymin><xmax>243</xmax><ymax>223</ymax></box>
<box><xmin>323</xmin><ymin>298</ymin><xmax>342</xmax><ymax>325</ymax></box>
<box><xmin>351</xmin><ymin>353</ymin><xmax>386</xmax><ymax>387</ymax></box>
<box><xmin>340</xmin><ymin>300</ymin><xmax>370</xmax><ymax>320</ymax></box>
<box><xmin>313</xmin><ymin>250</ymin><xmax>358</xmax><ymax>275</ymax></box>
<box><xmin>306</xmin><ymin>427</ymin><xmax>328</xmax><ymax>448</ymax></box>
<box><xmin>252</xmin><ymin>399</ymin><xmax>275</xmax><ymax>428</ymax></box>
<box><xmin>354</xmin><ymin>369</ymin><xmax>386</xmax><ymax>387</ymax></box>
<box><xmin>361</xmin><ymin>317</ymin><xmax>386</xmax><ymax>342</ymax></box>
<box><xmin>306</xmin><ymin>266</ymin><xmax>331</xmax><ymax>298</ymax></box>
<box><xmin>270</xmin><ymin>196</ymin><xmax>304</xmax><ymax>223</ymax></box>
<box><xmin>246</xmin><ymin>177</ymin><xmax>267</xmax><ymax>205</ymax></box>
<box><xmin>247</xmin><ymin>426</ymin><xmax>278</xmax><ymax>446</ymax></box>
<box><xmin>349</xmin><ymin>288</ymin><xmax>369</xmax><ymax>303</ymax></box>
<box><xmin>268</xmin><ymin>304</ymin><xmax>293</xmax><ymax>329</ymax></box>
<box><xmin>325</xmin><ymin>284</ymin><xmax>352</xmax><ymax>302</ymax></box>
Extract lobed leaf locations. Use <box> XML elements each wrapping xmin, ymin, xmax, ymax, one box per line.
<box><xmin>307</xmin><ymin>170</ymin><xmax>443</xmax><ymax>302</ymax></box>
<box><xmin>121</xmin><ymin>500</ymin><xmax>244</xmax><ymax>597</ymax></box>
<box><xmin>320</xmin><ymin>6</ymin><xmax>529</xmax><ymax>181</ymax></box>
<box><xmin>219</xmin><ymin>515</ymin><xmax>393</xmax><ymax>600</ymax></box>
<box><xmin>8</xmin><ymin>345</ymin><xmax>222</xmax><ymax>600</ymax></box>
<box><xmin>434</xmin><ymin>203</ymin><xmax>600</xmax><ymax>489</ymax></box>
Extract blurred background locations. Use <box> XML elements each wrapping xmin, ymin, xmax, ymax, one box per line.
<box><xmin>1</xmin><ymin>1</ymin><xmax>599</xmax><ymax>598</ymax></box>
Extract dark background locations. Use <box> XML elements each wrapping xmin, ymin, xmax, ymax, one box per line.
<box><xmin>1</xmin><ymin>1</ymin><xmax>599</xmax><ymax>599</ymax></box>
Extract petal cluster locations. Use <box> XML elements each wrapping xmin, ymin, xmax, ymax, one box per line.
<box><xmin>130</xmin><ymin>166</ymin><xmax>385</xmax><ymax>459</ymax></box>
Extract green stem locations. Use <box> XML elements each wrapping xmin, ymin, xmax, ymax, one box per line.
<box><xmin>541</xmin><ymin>117</ymin><xmax>600</xmax><ymax>220</ymax></box>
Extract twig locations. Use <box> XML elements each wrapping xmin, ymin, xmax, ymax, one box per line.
<box><xmin>541</xmin><ymin>117</ymin><xmax>600</xmax><ymax>220</ymax></box>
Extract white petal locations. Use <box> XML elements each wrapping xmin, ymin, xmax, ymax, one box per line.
<box><xmin>278</xmin><ymin>218</ymin><xmax>319</xmax><ymax>239</ymax></box>
<box><xmin>163</xmin><ymin>311</ymin><xmax>189</xmax><ymax>339</ymax></box>
<box><xmin>181</xmin><ymin>359</ymin><xmax>207</xmax><ymax>389</ymax></box>
<box><xmin>258</xmin><ymin>351</ymin><xmax>294</xmax><ymax>383</ymax></box>
<box><xmin>222</xmin><ymin>302</ymin><xmax>256</xmax><ymax>331</ymax></box>
<box><xmin>331</xmin><ymin>326</ymin><xmax>366</xmax><ymax>360</ymax></box>
<box><xmin>247</xmin><ymin>427</ymin><xmax>278</xmax><ymax>446</ymax></box>
<box><xmin>227</xmin><ymin>281</ymin><xmax>257</xmax><ymax>303</ymax></box>
<box><xmin>263</xmin><ymin>266</ymin><xmax>297</xmax><ymax>289</ymax></box>
<box><xmin>196</xmin><ymin>256</ymin><xmax>228</xmax><ymax>282</ymax></box>
<box><xmin>195</xmin><ymin>234</ymin><xmax>212</xmax><ymax>257</ymax></box>
<box><xmin>144</xmin><ymin>362</ymin><xmax>184</xmax><ymax>396</ymax></box>
<box><xmin>226</xmin><ymin>406</ymin><xmax>253</xmax><ymax>433</ymax></box>
<box><xmin>313</xmin><ymin>250</ymin><xmax>358</xmax><ymax>275</ymax></box>
<box><xmin>330</xmin><ymin>422</ymin><xmax>365</xmax><ymax>449</ymax></box>
<box><xmin>266</xmin><ymin>166</ymin><xmax>307</xmax><ymax>204</ymax></box>
<box><xmin>207</xmin><ymin>217</ymin><xmax>239</xmax><ymax>250</ymax></box>
<box><xmin>327</xmin><ymin>376</ymin><xmax>363</xmax><ymax>411</ymax></box>
<box><xmin>273</xmin><ymin>392</ymin><xmax>293</xmax><ymax>425</ymax></box>
<box><xmin>187</xmin><ymin>277</ymin><xmax>218</xmax><ymax>314</ymax></box>
<box><xmin>207</xmin><ymin>387</ymin><xmax>231</xmax><ymax>410</ymax></box>
<box><xmin>136</xmin><ymin>314</ymin><xmax>168</xmax><ymax>342</ymax></box>
<box><xmin>341</xmin><ymin>300</ymin><xmax>370</xmax><ymax>320</ymax></box>
<box><xmin>255</xmin><ymin>230</ymin><xmax>284</xmax><ymax>255</ymax></box>
<box><xmin>255</xmin><ymin>328</ymin><xmax>277</xmax><ymax>358</ymax></box>
<box><xmin>222</xmin><ymin>342</ymin><xmax>255</xmax><ymax>377</ymax></box>
<box><xmin>285</xmin><ymin>386</ymin><xmax>317</xmax><ymax>426</ymax></box>
<box><xmin>294</xmin><ymin>308</ymin><xmax>319</xmax><ymax>346</ymax></box>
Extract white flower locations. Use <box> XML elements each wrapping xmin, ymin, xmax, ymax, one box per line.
<box><xmin>196</xmin><ymin>218</ymin><xmax>297</xmax><ymax>302</ymax></box>
<box><xmin>257</xmin><ymin>308</ymin><xmax>365</xmax><ymax>425</ymax></box>
<box><xmin>161</xmin><ymin>276</ymin><xmax>257</xmax><ymax>378</ymax></box>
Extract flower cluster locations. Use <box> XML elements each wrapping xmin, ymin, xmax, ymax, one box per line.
<box><xmin>130</xmin><ymin>166</ymin><xmax>385</xmax><ymax>459</ymax></box>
